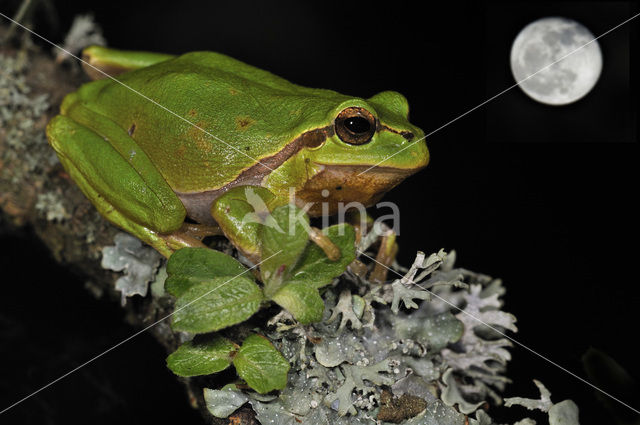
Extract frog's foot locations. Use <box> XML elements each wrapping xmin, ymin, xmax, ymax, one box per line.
<box><xmin>81</xmin><ymin>46</ymin><xmax>175</xmax><ymax>80</ymax></box>
<box><xmin>345</xmin><ymin>210</ymin><xmax>373</xmax><ymax>246</ymax></box>
<box><xmin>348</xmin><ymin>259</ymin><xmax>369</xmax><ymax>279</ymax></box>
<box><xmin>158</xmin><ymin>223</ymin><xmax>223</xmax><ymax>254</ymax></box>
<box><xmin>309</xmin><ymin>227</ymin><xmax>341</xmax><ymax>261</ymax></box>
<box><xmin>179</xmin><ymin>222</ymin><xmax>223</xmax><ymax>239</ymax></box>
<box><xmin>161</xmin><ymin>230</ymin><xmax>208</xmax><ymax>253</ymax></box>
<box><xmin>211</xmin><ymin>186</ymin><xmax>342</xmax><ymax>262</ymax></box>
<box><xmin>344</xmin><ymin>211</ymin><xmax>397</xmax><ymax>282</ymax></box>
<box><xmin>369</xmin><ymin>230</ymin><xmax>398</xmax><ymax>283</ymax></box>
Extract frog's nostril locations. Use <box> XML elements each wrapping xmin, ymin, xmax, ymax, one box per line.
<box><xmin>402</xmin><ymin>131</ymin><xmax>414</xmax><ymax>141</ymax></box>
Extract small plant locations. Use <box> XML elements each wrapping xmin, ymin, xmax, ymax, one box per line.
<box><xmin>167</xmin><ymin>333</ymin><xmax>291</xmax><ymax>394</ymax></box>
<box><xmin>164</xmin><ymin>203</ymin><xmax>355</xmax><ymax>393</ymax></box>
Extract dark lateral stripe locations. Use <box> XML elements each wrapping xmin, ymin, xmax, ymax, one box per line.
<box><xmin>173</xmin><ymin>125</ymin><xmax>334</xmax><ymax>224</ymax></box>
<box><xmin>216</xmin><ymin>125</ymin><xmax>333</xmax><ymax>189</ymax></box>
<box><xmin>380</xmin><ymin>124</ymin><xmax>414</xmax><ymax>141</ymax></box>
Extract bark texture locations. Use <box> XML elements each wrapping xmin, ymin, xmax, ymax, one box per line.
<box><xmin>0</xmin><ymin>29</ymin><xmax>257</xmax><ymax>425</ymax></box>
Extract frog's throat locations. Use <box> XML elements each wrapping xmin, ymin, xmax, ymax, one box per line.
<box><xmin>175</xmin><ymin>126</ymin><xmax>333</xmax><ymax>224</ymax></box>
<box><xmin>294</xmin><ymin>163</ymin><xmax>424</xmax><ymax>216</ymax></box>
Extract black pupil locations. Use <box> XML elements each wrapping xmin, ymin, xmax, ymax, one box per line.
<box><xmin>344</xmin><ymin>116</ymin><xmax>370</xmax><ymax>134</ymax></box>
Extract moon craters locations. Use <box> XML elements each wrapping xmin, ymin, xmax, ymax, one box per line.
<box><xmin>510</xmin><ymin>17</ymin><xmax>602</xmax><ymax>105</ymax></box>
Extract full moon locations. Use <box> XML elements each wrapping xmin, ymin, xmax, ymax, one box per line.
<box><xmin>510</xmin><ymin>17</ymin><xmax>602</xmax><ymax>105</ymax></box>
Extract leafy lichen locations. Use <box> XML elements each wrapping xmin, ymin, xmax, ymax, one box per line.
<box><xmin>200</xmin><ymin>243</ymin><xmax>578</xmax><ymax>425</ymax></box>
<box><xmin>54</xmin><ymin>14</ymin><xmax>106</xmax><ymax>64</ymax></box>
<box><xmin>0</xmin><ymin>53</ymin><xmax>52</xmax><ymax>189</ymax></box>
<box><xmin>504</xmin><ymin>380</ymin><xmax>580</xmax><ymax>425</ymax></box>
<box><xmin>203</xmin><ymin>386</ymin><xmax>249</xmax><ymax>418</ymax></box>
<box><xmin>101</xmin><ymin>232</ymin><xmax>162</xmax><ymax>306</ymax></box>
<box><xmin>92</xmin><ymin>211</ymin><xmax>577</xmax><ymax>424</ymax></box>
<box><xmin>327</xmin><ymin>290</ymin><xmax>364</xmax><ymax>330</ymax></box>
<box><xmin>439</xmin><ymin>280</ymin><xmax>518</xmax><ymax>406</ymax></box>
<box><xmin>35</xmin><ymin>191</ymin><xmax>70</xmax><ymax>222</ymax></box>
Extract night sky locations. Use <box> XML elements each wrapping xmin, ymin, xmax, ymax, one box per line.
<box><xmin>1</xmin><ymin>1</ymin><xmax>638</xmax><ymax>424</ymax></box>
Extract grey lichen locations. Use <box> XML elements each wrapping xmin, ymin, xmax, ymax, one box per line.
<box><xmin>204</xmin><ymin>386</ymin><xmax>249</xmax><ymax>418</ymax></box>
<box><xmin>505</xmin><ymin>379</ymin><xmax>553</xmax><ymax>412</ymax></box>
<box><xmin>205</xmin><ymin>241</ymin><xmax>582</xmax><ymax>424</ymax></box>
<box><xmin>200</xmin><ymin>242</ymin><xmax>574</xmax><ymax>425</ymax></box>
<box><xmin>440</xmin><ymin>280</ymin><xmax>518</xmax><ymax>406</ymax></box>
<box><xmin>149</xmin><ymin>264</ymin><xmax>168</xmax><ymax>298</ymax></box>
<box><xmin>101</xmin><ymin>232</ymin><xmax>162</xmax><ymax>306</ymax></box>
<box><xmin>0</xmin><ymin>53</ymin><xmax>52</xmax><ymax>186</ymax></box>
<box><xmin>315</xmin><ymin>332</ymin><xmax>367</xmax><ymax>368</ymax></box>
<box><xmin>440</xmin><ymin>367</ymin><xmax>484</xmax><ymax>414</ymax></box>
<box><xmin>327</xmin><ymin>290</ymin><xmax>364</xmax><ymax>331</ymax></box>
<box><xmin>324</xmin><ymin>361</ymin><xmax>396</xmax><ymax>416</ymax></box>
<box><xmin>505</xmin><ymin>380</ymin><xmax>580</xmax><ymax>425</ymax></box>
<box><xmin>0</xmin><ymin>54</ymin><xmax>50</xmax><ymax>119</ymax></box>
<box><xmin>389</xmin><ymin>250</ymin><xmax>467</xmax><ymax>314</ymax></box>
<box><xmin>402</xmin><ymin>399</ymin><xmax>466</xmax><ymax>425</ymax></box>
<box><xmin>35</xmin><ymin>191</ymin><xmax>70</xmax><ymax>222</ymax></box>
<box><xmin>548</xmin><ymin>400</ymin><xmax>580</xmax><ymax>425</ymax></box>
<box><xmin>55</xmin><ymin>14</ymin><xmax>106</xmax><ymax>63</ymax></box>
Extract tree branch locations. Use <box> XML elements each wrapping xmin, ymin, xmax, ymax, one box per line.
<box><xmin>0</xmin><ymin>28</ymin><xmax>256</xmax><ymax>425</ymax></box>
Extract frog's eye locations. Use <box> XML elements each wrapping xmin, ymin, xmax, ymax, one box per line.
<box><xmin>335</xmin><ymin>107</ymin><xmax>376</xmax><ymax>145</ymax></box>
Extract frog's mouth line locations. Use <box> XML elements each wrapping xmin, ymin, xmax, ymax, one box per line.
<box><xmin>296</xmin><ymin>162</ymin><xmax>424</xmax><ymax>216</ymax></box>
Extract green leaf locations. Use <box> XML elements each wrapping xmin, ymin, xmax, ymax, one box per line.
<box><xmin>165</xmin><ymin>276</ymin><xmax>203</xmax><ymax>298</ymax></box>
<box><xmin>166</xmin><ymin>335</ymin><xmax>237</xmax><ymax>377</ymax></box>
<box><xmin>165</xmin><ymin>247</ymin><xmax>250</xmax><ymax>297</ymax></box>
<box><xmin>287</xmin><ymin>223</ymin><xmax>356</xmax><ymax>289</ymax></box>
<box><xmin>260</xmin><ymin>204</ymin><xmax>310</xmax><ymax>293</ymax></box>
<box><xmin>271</xmin><ymin>282</ymin><xmax>324</xmax><ymax>324</ymax></box>
<box><xmin>233</xmin><ymin>334</ymin><xmax>290</xmax><ymax>394</ymax></box>
<box><xmin>171</xmin><ymin>275</ymin><xmax>264</xmax><ymax>333</ymax></box>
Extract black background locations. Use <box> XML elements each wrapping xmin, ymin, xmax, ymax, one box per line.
<box><xmin>1</xmin><ymin>1</ymin><xmax>638</xmax><ymax>424</ymax></box>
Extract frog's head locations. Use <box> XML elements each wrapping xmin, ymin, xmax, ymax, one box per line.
<box><xmin>293</xmin><ymin>91</ymin><xmax>428</xmax><ymax>215</ymax></box>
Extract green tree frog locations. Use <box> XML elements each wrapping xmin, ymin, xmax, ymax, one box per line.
<box><xmin>46</xmin><ymin>46</ymin><xmax>429</xmax><ymax>261</ymax></box>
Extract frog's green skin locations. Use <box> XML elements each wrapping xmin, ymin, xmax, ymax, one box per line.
<box><xmin>47</xmin><ymin>46</ymin><xmax>428</xmax><ymax>259</ymax></box>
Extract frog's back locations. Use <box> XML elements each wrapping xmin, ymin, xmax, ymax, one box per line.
<box><xmin>71</xmin><ymin>51</ymin><xmax>351</xmax><ymax>193</ymax></box>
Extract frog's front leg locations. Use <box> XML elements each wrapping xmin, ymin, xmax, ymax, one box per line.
<box><xmin>211</xmin><ymin>186</ymin><xmax>282</xmax><ymax>262</ymax></box>
<box><xmin>369</xmin><ymin>231</ymin><xmax>398</xmax><ymax>283</ymax></box>
<box><xmin>47</xmin><ymin>110</ymin><xmax>199</xmax><ymax>258</ymax></box>
<box><xmin>347</xmin><ymin>210</ymin><xmax>397</xmax><ymax>283</ymax></box>
<box><xmin>308</xmin><ymin>228</ymin><xmax>341</xmax><ymax>261</ymax></box>
<box><xmin>211</xmin><ymin>186</ymin><xmax>341</xmax><ymax>263</ymax></box>
<box><xmin>179</xmin><ymin>222</ymin><xmax>224</xmax><ymax>239</ymax></box>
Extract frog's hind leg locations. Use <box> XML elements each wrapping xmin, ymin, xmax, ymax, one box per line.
<box><xmin>47</xmin><ymin>113</ymin><xmax>197</xmax><ymax>257</ymax></box>
<box><xmin>369</xmin><ymin>231</ymin><xmax>398</xmax><ymax>283</ymax></box>
<box><xmin>346</xmin><ymin>211</ymin><xmax>397</xmax><ymax>283</ymax></box>
<box><xmin>81</xmin><ymin>46</ymin><xmax>176</xmax><ymax>80</ymax></box>
<box><xmin>308</xmin><ymin>227</ymin><xmax>340</xmax><ymax>261</ymax></box>
<box><xmin>60</xmin><ymin>160</ymin><xmax>198</xmax><ymax>257</ymax></box>
<box><xmin>180</xmin><ymin>222</ymin><xmax>224</xmax><ymax>239</ymax></box>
